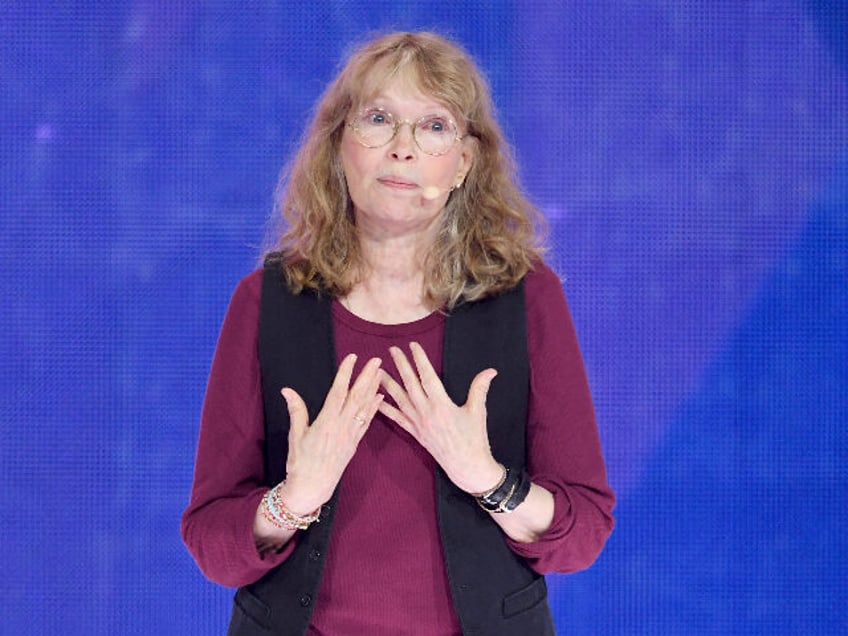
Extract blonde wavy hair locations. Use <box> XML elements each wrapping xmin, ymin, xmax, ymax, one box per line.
<box><xmin>269</xmin><ymin>31</ymin><xmax>545</xmax><ymax>309</ymax></box>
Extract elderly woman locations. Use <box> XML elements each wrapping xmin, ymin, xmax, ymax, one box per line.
<box><xmin>182</xmin><ymin>31</ymin><xmax>614</xmax><ymax>636</ymax></box>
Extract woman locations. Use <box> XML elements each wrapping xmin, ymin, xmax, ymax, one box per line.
<box><xmin>182</xmin><ymin>31</ymin><xmax>614</xmax><ymax>635</ymax></box>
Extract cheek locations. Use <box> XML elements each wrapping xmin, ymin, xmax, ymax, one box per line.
<box><xmin>341</xmin><ymin>163</ymin><xmax>378</xmax><ymax>218</ymax></box>
<box><xmin>343</xmin><ymin>166</ymin><xmax>368</xmax><ymax>206</ymax></box>
<box><xmin>340</xmin><ymin>150</ymin><xmax>364</xmax><ymax>199</ymax></box>
<box><xmin>340</xmin><ymin>140</ymin><xmax>374</xmax><ymax>188</ymax></box>
<box><xmin>425</xmin><ymin>157</ymin><xmax>463</xmax><ymax>189</ymax></box>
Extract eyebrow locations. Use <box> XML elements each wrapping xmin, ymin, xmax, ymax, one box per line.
<box><xmin>362</xmin><ymin>94</ymin><xmax>454</xmax><ymax>116</ymax></box>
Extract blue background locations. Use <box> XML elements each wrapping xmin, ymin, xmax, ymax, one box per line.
<box><xmin>1</xmin><ymin>1</ymin><xmax>846</xmax><ymax>634</ymax></box>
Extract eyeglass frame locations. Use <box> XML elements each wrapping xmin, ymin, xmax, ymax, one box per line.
<box><xmin>346</xmin><ymin>107</ymin><xmax>466</xmax><ymax>157</ymax></box>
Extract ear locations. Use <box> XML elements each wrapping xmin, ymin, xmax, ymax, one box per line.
<box><xmin>456</xmin><ymin>137</ymin><xmax>476</xmax><ymax>186</ymax></box>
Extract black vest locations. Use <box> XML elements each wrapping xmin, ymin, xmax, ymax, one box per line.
<box><xmin>226</xmin><ymin>263</ymin><xmax>555</xmax><ymax>635</ymax></box>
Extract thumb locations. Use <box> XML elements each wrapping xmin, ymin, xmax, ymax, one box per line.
<box><xmin>466</xmin><ymin>368</ymin><xmax>498</xmax><ymax>411</ymax></box>
<box><xmin>281</xmin><ymin>387</ymin><xmax>310</xmax><ymax>436</ymax></box>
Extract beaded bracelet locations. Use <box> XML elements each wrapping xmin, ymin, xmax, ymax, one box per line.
<box><xmin>260</xmin><ymin>482</ymin><xmax>321</xmax><ymax>531</ymax></box>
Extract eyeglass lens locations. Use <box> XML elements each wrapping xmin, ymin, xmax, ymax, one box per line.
<box><xmin>352</xmin><ymin>109</ymin><xmax>458</xmax><ymax>156</ymax></box>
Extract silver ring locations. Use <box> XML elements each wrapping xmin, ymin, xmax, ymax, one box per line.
<box><xmin>353</xmin><ymin>414</ymin><xmax>366</xmax><ymax>426</ymax></box>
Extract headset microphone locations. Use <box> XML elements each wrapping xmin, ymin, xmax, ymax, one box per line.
<box><xmin>421</xmin><ymin>185</ymin><xmax>444</xmax><ymax>200</ymax></box>
<box><xmin>422</xmin><ymin>175</ymin><xmax>464</xmax><ymax>200</ymax></box>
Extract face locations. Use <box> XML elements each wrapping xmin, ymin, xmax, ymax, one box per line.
<box><xmin>340</xmin><ymin>76</ymin><xmax>473</xmax><ymax>237</ymax></box>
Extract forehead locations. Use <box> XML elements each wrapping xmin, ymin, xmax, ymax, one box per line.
<box><xmin>353</xmin><ymin>65</ymin><xmax>454</xmax><ymax>115</ymax></box>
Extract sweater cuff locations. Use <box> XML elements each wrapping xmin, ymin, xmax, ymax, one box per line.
<box><xmin>503</xmin><ymin>476</ymin><xmax>574</xmax><ymax>561</ymax></box>
<box><xmin>241</xmin><ymin>488</ymin><xmax>299</xmax><ymax>564</ymax></box>
<box><xmin>208</xmin><ymin>488</ymin><xmax>298</xmax><ymax>587</ymax></box>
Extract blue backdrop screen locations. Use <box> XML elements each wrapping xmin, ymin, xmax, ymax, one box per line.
<box><xmin>1</xmin><ymin>2</ymin><xmax>846</xmax><ymax>633</ymax></box>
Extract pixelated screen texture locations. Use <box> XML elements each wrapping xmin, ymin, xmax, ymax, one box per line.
<box><xmin>0</xmin><ymin>1</ymin><xmax>845</xmax><ymax>633</ymax></box>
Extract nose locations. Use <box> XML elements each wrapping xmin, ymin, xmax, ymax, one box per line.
<box><xmin>388</xmin><ymin>121</ymin><xmax>416</xmax><ymax>161</ymax></box>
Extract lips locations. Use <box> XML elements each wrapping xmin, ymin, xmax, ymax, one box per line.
<box><xmin>377</xmin><ymin>175</ymin><xmax>419</xmax><ymax>189</ymax></box>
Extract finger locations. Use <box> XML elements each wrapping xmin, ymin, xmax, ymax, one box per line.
<box><xmin>281</xmin><ymin>387</ymin><xmax>310</xmax><ymax>436</ymax></box>
<box><xmin>364</xmin><ymin>392</ymin><xmax>384</xmax><ymax>422</ymax></box>
<box><xmin>377</xmin><ymin>399</ymin><xmax>417</xmax><ymax>437</ymax></box>
<box><xmin>378</xmin><ymin>369</ymin><xmax>417</xmax><ymax>417</ymax></box>
<box><xmin>409</xmin><ymin>341</ymin><xmax>447</xmax><ymax>399</ymax></box>
<box><xmin>344</xmin><ymin>356</ymin><xmax>383</xmax><ymax>413</ymax></box>
<box><xmin>465</xmin><ymin>368</ymin><xmax>498</xmax><ymax>412</ymax></box>
<box><xmin>352</xmin><ymin>393</ymin><xmax>385</xmax><ymax>443</ymax></box>
<box><xmin>326</xmin><ymin>353</ymin><xmax>357</xmax><ymax>410</ymax></box>
<box><xmin>389</xmin><ymin>346</ymin><xmax>427</xmax><ymax>405</ymax></box>
<box><xmin>353</xmin><ymin>356</ymin><xmax>383</xmax><ymax>394</ymax></box>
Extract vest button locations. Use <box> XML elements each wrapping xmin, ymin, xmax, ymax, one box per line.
<box><xmin>308</xmin><ymin>549</ymin><xmax>321</xmax><ymax>561</ymax></box>
<box><xmin>299</xmin><ymin>594</ymin><xmax>312</xmax><ymax>607</ymax></box>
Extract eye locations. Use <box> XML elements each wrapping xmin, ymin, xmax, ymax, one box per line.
<box><xmin>363</xmin><ymin>109</ymin><xmax>391</xmax><ymax>126</ymax></box>
<box><xmin>418</xmin><ymin>116</ymin><xmax>451</xmax><ymax>134</ymax></box>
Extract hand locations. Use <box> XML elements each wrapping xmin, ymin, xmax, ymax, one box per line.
<box><xmin>279</xmin><ymin>354</ymin><xmax>384</xmax><ymax>514</ymax></box>
<box><xmin>378</xmin><ymin>342</ymin><xmax>503</xmax><ymax>494</ymax></box>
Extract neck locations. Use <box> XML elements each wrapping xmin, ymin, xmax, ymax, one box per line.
<box><xmin>344</xmin><ymin>229</ymin><xmax>437</xmax><ymax>324</ymax></box>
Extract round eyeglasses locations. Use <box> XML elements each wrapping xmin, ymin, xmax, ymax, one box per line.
<box><xmin>347</xmin><ymin>108</ymin><xmax>463</xmax><ymax>157</ymax></box>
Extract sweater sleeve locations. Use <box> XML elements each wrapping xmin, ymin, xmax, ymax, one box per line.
<box><xmin>180</xmin><ymin>270</ymin><xmax>297</xmax><ymax>587</ymax></box>
<box><xmin>505</xmin><ymin>262</ymin><xmax>616</xmax><ymax>574</ymax></box>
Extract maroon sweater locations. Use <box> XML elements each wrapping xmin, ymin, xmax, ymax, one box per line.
<box><xmin>181</xmin><ymin>262</ymin><xmax>615</xmax><ymax>634</ymax></box>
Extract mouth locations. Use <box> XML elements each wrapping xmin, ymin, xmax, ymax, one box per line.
<box><xmin>377</xmin><ymin>175</ymin><xmax>419</xmax><ymax>190</ymax></box>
